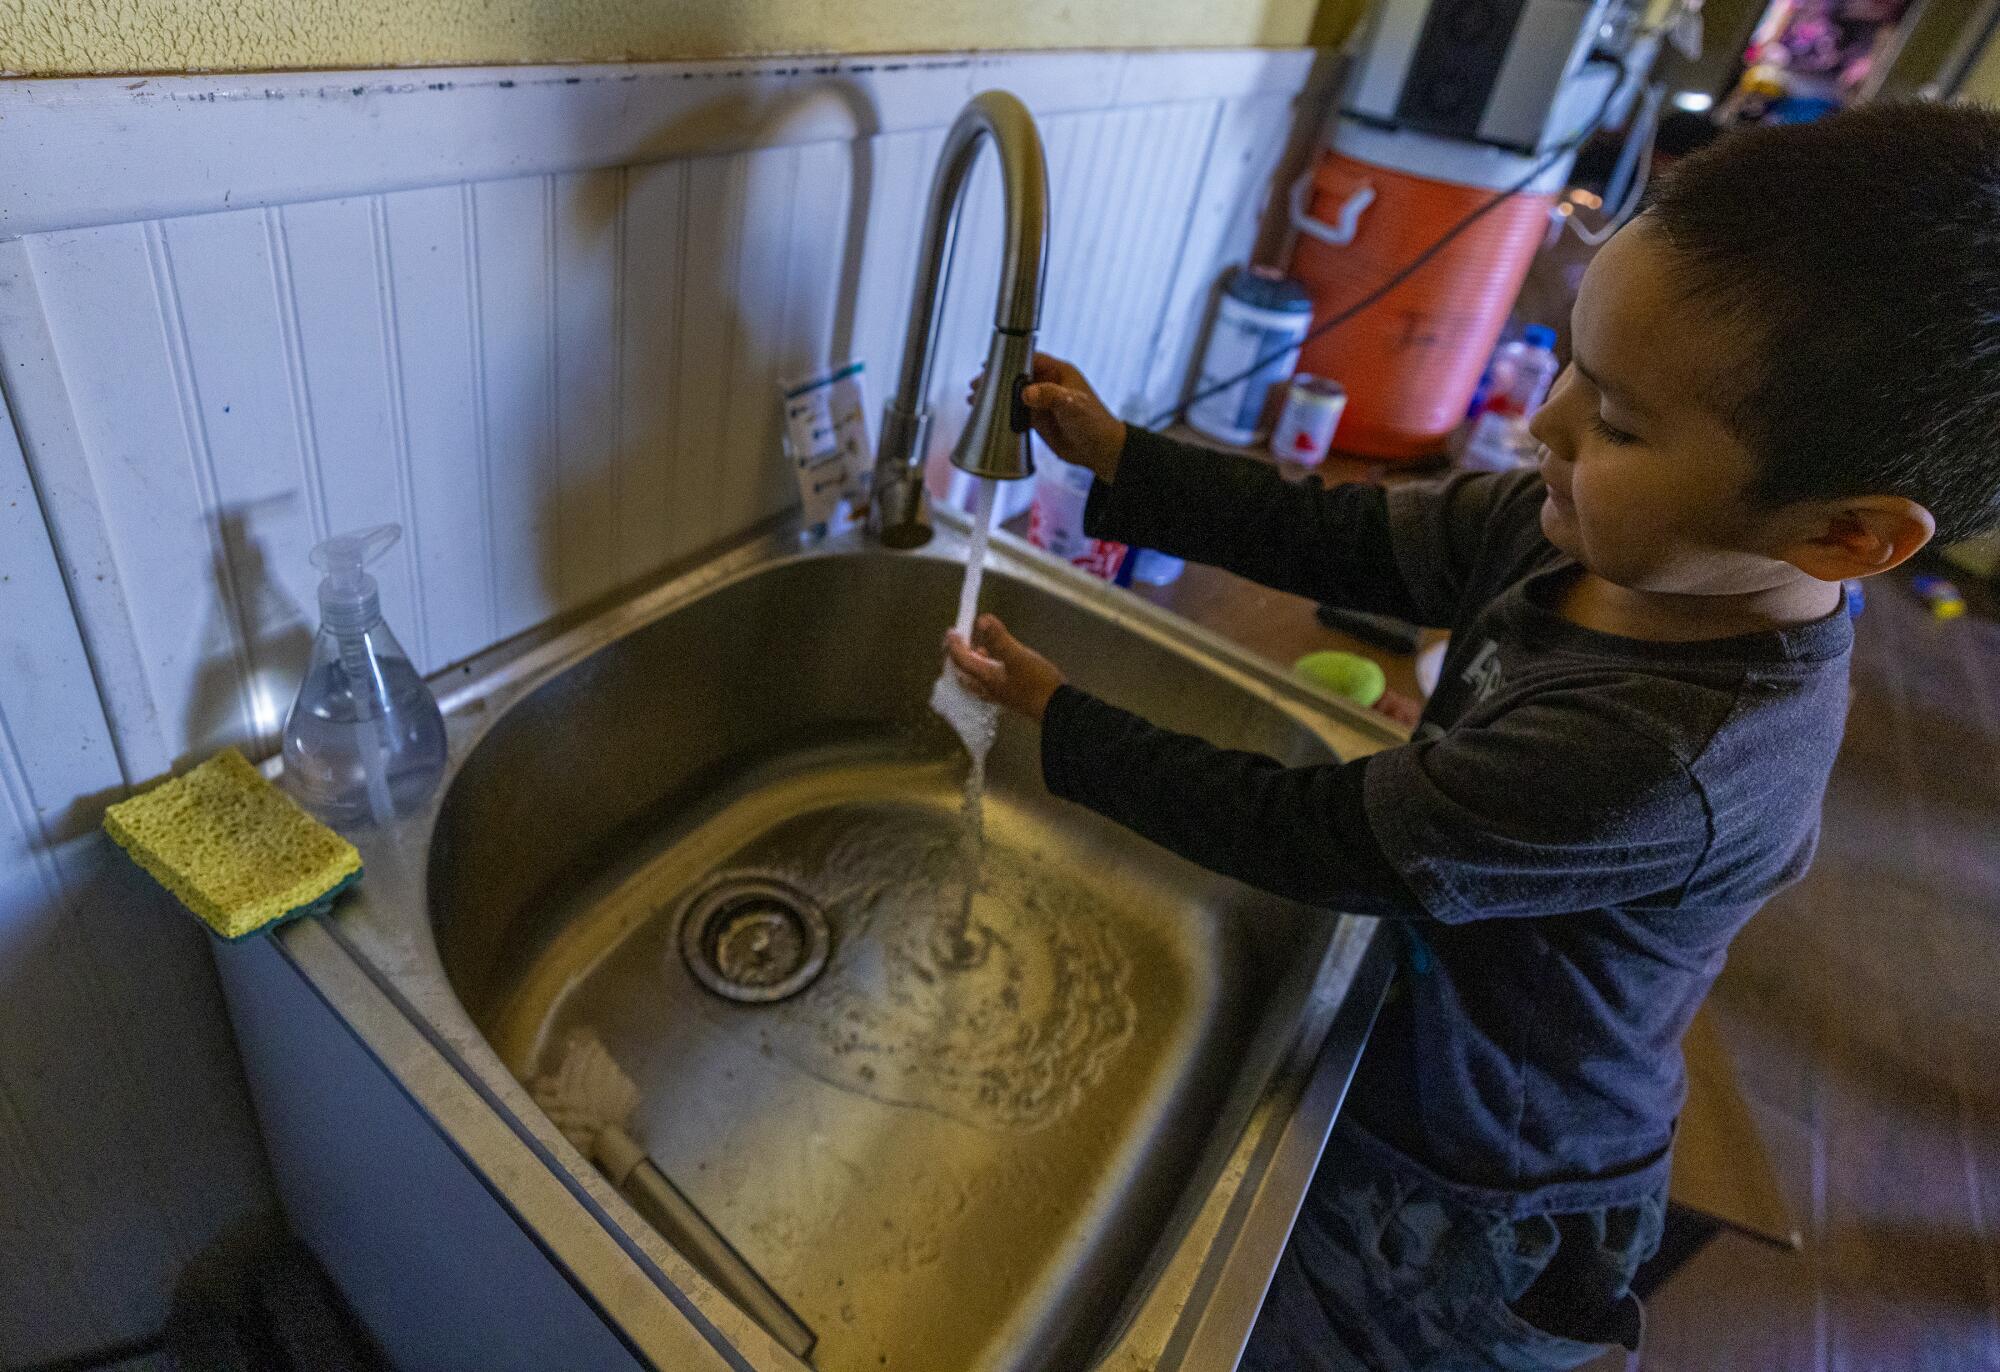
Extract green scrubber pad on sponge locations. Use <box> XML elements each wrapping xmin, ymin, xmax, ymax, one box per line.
<box><xmin>104</xmin><ymin>748</ymin><xmax>362</xmax><ymax>941</ymax></box>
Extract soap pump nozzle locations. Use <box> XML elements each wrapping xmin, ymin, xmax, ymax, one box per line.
<box><xmin>311</xmin><ymin>523</ymin><xmax>400</xmax><ymax>634</ymax></box>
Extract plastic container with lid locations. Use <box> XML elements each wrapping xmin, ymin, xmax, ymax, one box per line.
<box><xmin>1186</xmin><ymin>266</ymin><xmax>1314</xmax><ymax>447</ymax></box>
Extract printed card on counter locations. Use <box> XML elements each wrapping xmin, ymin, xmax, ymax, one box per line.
<box><xmin>781</xmin><ymin>361</ymin><xmax>872</xmax><ymax>533</ymax></box>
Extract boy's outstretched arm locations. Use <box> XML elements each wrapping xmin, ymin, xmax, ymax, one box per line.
<box><xmin>1016</xmin><ymin>353</ymin><xmax>1430</xmax><ymax>624</ymax></box>
<box><xmin>948</xmin><ymin>615</ymin><xmax>1715</xmax><ymax>924</ymax></box>
<box><xmin>947</xmin><ymin>615</ymin><xmax>1423</xmax><ymax>919</ymax></box>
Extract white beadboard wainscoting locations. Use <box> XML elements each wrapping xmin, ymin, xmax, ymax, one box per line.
<box><xmin>0</xmin><ymin>47</ymin><xmax>1322</xmax><ymax>1364</ymax></box>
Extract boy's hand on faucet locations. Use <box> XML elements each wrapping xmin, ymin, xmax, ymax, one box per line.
<box><xmin>1021</xmin><ymin>354</ymin><xmax>1127</xmax><ymax>482</ymax></box>
<box><xmin>969</xmin><ymin>353</ymin><xmax>1127</xmax><ymax>483</ymax></box>
<box><xmin>945</xmin><ymin>614</ymin><xmax>1066</xmax><ymax>722</ymax></box>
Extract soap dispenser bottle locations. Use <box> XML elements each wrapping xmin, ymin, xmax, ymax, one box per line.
<box><xmin>281</xmin><ymin>524</ymin><xmax>447</xmax><ymax>828</ymax></box>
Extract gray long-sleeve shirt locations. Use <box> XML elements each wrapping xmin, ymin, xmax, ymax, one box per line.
<box><xmin>1042</xmin><ymin>428</ymin><xmax>1850</xmax><ymax>1213</ymax></box>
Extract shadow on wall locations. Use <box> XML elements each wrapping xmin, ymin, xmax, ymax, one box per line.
<box><xmin>528</xmin><ymin>78</ymin><xmax>883</xmax><ymax>617</ymax></box>
<box><xmin>182</xmin><ymin>500</ymin><xmax>313</xmax><ymax>776</ymax></box>
<box><xmin>36</xmin><ymin>782</ymin><xmax>129</xmax><ymax>850</ymax></box>
<box><xmin>22</xmin><ymin>499</ymin><xmax>319</xmax><ymax>851</ymax></box>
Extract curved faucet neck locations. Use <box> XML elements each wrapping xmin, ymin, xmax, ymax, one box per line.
<box><xmin>890</xmin><ymin>90</ymin><xmax>1049</xmax><ymax>409</ymax></box>
<box><xmin>870</xmin><ymin>90</ymin><xmax>1050</xmax><ymax>546</ymax></box>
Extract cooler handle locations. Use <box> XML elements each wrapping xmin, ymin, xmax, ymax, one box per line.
<box><xmin>1289</xmin><ymin>170</ymin><xmax>1376</xmax><ymax>247</ymax></box>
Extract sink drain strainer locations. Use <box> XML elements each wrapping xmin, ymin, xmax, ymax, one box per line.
<box><xmin>677</xmin><ymin>872</ymin><xmax>830</xmax><ymax>1004</ymax></box>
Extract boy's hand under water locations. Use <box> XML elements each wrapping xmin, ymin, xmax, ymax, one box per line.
<box><xmin>968</xmin><ymin>353</ymin><xmax>1127</xmax><ymax>482</ymax></box>
<box><xmin>946</xmin><ymin>614</ymin><xmax>1065</xmax><ymax>722</ymax></box>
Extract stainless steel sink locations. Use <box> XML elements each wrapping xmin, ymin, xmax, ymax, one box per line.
<box><xmin>245</xmin><ymin>516</ymin><xmax>1400</xmax><ymax>1372</ymax></box>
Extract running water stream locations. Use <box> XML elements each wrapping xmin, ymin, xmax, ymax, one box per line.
<box><xmin>929</xmin><ymin>478</ymin><xmax>1002</xmax><ymax>966</ymax></box>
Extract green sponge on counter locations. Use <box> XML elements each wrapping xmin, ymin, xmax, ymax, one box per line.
<box><xmin>1294</xmin><ymin>650</ymin><xmax>1388</xmax><ymax>709</ymax></box>
<box><xmin>103</xmin><ymin>748</ymin><xmax>361</xmax><ymax>941</ymax></box>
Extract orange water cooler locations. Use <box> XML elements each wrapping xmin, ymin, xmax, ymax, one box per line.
<box><xmin>1286</xmin><ymin>122</ymin><xmax>1565</xmax><ymax>460</ymax></box>
<box><xmin>1278</xmin><ymin>0</ymin><xmax>1632</xmax><ymax>459</ymax></box>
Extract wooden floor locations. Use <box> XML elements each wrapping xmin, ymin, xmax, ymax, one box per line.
<box><xmin>1150</xmin><ymin>558</ymin><xmax>2000</xmax><ymax>1372</ymax></box>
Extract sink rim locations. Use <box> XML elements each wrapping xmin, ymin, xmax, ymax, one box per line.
<box><xmin>275</xmin><ymin>508</ymin><xmax>1403</xmax><ymax>1371</ymax></box>
<box><xmin>424</xmin><ymin>508</ymin><xmax>1406</xmax><ymax>778</ymax></box>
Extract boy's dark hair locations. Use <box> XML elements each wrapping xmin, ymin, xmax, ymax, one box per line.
<box><xmin>1645</xmin><ymin>101</ymin><xmax>2000</xmax><ymax>542</ymax></box>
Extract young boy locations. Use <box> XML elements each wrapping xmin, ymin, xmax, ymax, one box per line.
<box><xmin>946</xmin><ymin>103</ymin><xmax>2000</xmax><ymax>1369</ymax></box>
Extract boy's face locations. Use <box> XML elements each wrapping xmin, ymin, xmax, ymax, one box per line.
<box><xmin>1529</xmin><ymin>222</ymin><xmax>1792</xmax><ymax>597</ymax></box>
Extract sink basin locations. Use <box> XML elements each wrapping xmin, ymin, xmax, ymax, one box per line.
<box><xmin>239</xmin><ymin>520</ymin><xmax>1399</xmax><ymax>1372</ymax></box>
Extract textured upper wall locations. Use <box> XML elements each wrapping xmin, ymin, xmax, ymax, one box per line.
<box><xmin>1</xmin><ymin>0</ymin><xmax>1357</xmax><ymax>76</ymax></box>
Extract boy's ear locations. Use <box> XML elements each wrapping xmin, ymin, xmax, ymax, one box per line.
<box><xmin>1776</xmin><ymin>494</ymin><xmax>1936</xmax><ymax>582</ymax></box>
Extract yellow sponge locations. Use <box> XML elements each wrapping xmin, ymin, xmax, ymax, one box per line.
<box><xmin>104</xmin><ymin>748</ymin><xmax>362</xmax><ymax>941</ymax></box>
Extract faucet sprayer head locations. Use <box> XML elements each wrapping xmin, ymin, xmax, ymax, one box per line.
<box><xmin>952</xmin><ymin>329</ymin><xmax>1038</xmax><ymax>482</ymax></box>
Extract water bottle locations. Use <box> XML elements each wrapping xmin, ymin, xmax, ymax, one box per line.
<box><xmin>1463</xmin><ymin>324</ymin><xmax>1559</xmax><ymax>472</ymax></box>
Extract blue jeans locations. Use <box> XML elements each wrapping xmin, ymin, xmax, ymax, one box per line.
<box><xmin>1240</xmin><ymin>1127</ymin><xmax>1665</xmax><ymax>1371</ymax></box>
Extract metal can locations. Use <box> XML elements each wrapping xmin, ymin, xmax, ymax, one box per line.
<box><xmin>1270</xmin><ymin>375</ymin><xmax>1347</xmax><ymax>466</ymax></box>
<box><xmin>1187</xmin><ymin>266</ymin><xmax>1314</xmax><ymax>447</ymax></box>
